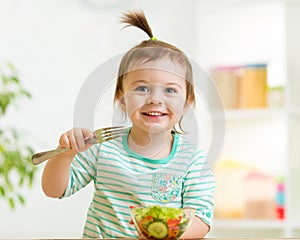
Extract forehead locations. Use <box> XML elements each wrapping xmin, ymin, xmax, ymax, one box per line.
<box><xmin>123</xmin><ymin>68</ymin><xmax>186</xmax><ymax>88</ymax></box>
<box><xmin>127</xmin><ymin>58</ymin><xmax>186</xmax><ymax>79</ymax></box>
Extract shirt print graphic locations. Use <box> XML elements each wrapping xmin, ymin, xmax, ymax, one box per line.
<box><xmin>151</xmin><ymin>172</ymin><xmax>182</xmax><ymax>203</ymax></box>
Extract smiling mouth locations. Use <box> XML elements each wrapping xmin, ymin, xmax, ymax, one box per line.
<box><xmin>142</xmin><ymin>111</ymin><xmax>167</xmax><ymax>116</ymax></box>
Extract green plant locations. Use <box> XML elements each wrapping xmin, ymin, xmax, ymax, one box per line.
<box><xmin>0</xmin><ymin>63</ymin><xmax>37</xmax><ymax>209</ymax></box>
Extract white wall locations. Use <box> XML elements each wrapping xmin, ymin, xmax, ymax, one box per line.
<box><xmin>0</xmin><ymin>0</ymin><xmax>198</xmax><ymax>238</ymax></box>
<box><xmin>196</xmin><ymin>0</ymin><xmax>286</xmax><ymax>87</ymax></box>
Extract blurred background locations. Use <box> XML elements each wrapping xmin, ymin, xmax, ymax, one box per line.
<box><xmin>0</xmin><ymin>0</ymin><xmax>300</xmax><ymax>238</ymax></box>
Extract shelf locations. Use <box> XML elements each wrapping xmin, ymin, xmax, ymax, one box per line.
<box><xmin>210</xmin><ymin>108</ymin><xmax>286</xmax><ymax>122</ymax></box>
<box><xmin>224</xmin><ymin>108</ymin><xmax>286</xmax><ymax>120</ymax></box>
<box><xmin>197</xmin><ymin>0</ymin><xmax>300</xmax><ymax>237</ymax></box>
<box><xmin>213</xmin><ymin>219</ymin><xmax>286</xmax><ymax>230</ymax></box>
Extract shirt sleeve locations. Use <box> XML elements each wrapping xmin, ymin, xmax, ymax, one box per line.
<box><xmin>182</xmin><ymin>149</ymin><xmax>215</xmax><ymax>227</ymax></box>
<box><xmin>61</xmin><ymin>144</ymin><xmax>100</xmax><ymax>198</ymax></box>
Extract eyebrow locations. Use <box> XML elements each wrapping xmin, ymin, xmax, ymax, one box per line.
<box><xmin>165</xmin><ymin>81</ymin><xmax>184</xmax><ymax>90</ymax></box>
<box><xmin>129</xmin><ymin>79</ymin><xmax>183</xmax><ymax>90</ymax></box>
<box><xmin>127</xmin><ymin>80</ymin><xmax>148</xmax><ymax>88</ymax></box>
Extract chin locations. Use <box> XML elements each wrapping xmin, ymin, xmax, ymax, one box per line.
<box><xmin>148</xmin><ymin>124</ymin><xmax>164</xmax><ymax>132</ymax></box>
<box><xmin>147</xmin><ymin>124</ymin><xmax>172</xmax><ymax>134</ymax></box>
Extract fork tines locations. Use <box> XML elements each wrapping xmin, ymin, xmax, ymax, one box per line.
<box><xmin>99</xmin><ymin>126</ymin><xmax>129</xmax><ymax>132</ymax></box>
<box><xmin>96</xmin><ymin>126</ymin><xmax>129</xmax><ymax>141</ymax></box>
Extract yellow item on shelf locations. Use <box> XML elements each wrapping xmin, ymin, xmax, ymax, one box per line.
<box><xmin>214</xmin><ymin>159</ymin><xmax>255</xmax><ymax>219</ymax></box>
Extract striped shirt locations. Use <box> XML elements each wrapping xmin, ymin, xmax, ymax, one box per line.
<box><xmin>62</xmin><ymin>131</ymin><xmax>215</xmax><ymax>238</ymax></box>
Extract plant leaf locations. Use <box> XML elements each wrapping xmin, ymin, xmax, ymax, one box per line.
<box><xmin>18</xmin><ymin>194</ymin><xmax>25</xmax><ymax>205</ymax></box>
<box><xmin>8</xmin><ymin>197</ymin><xmax>15</xmax><ymax>209</ymax></box>
<box><xmin>0</xmin><ymin>186</ymin><xmax>5</xmax><ymax>197</ymax></box>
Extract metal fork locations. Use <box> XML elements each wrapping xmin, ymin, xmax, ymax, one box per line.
<box><xmin>31</xmin><ymin>126</ymin><xmax>129</xmax><ymax>165</ymax></box>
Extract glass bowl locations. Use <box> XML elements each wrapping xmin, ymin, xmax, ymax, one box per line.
<box><xmin>130</xmin><ymin>205</ymin><xmax>195</xmax><ymax>240</ymax></box>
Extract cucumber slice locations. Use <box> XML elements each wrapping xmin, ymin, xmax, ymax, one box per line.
<box><xmin>147</xmin><ymin>222</ymin><xmax>168</xmax><ymax>239</ymax></box>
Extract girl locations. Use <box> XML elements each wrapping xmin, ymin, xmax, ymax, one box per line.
<box><xmin>42</xmin><ymin>10</ymin><xmax>215</xmax><ymax>238</ymax></box>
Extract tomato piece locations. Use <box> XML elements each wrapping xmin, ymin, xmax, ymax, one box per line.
<box><xmin>167</xmin><ymin>226</ymin><xmax>180</xmax><ymax>239</ymax></box>
<box><xmin>166</xmin><ymin>217</ymin><xmax>181</xmax><ymax>228</ymax></box>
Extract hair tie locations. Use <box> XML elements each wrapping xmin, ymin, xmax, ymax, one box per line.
<box><xmin>150</xmin><ymin>37</ymin><xmax>157</xmax><ymax>41</ymax></box>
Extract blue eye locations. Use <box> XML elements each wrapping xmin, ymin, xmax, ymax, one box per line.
<box><xmin>135</xmin><ymin>86</ymin><xmax>149</xmax><ymax>92</ymax></box>
<box><xmin>165</xmin><ymin>87</ymin><xmax>177</xmax><ymax>94</ymax></box>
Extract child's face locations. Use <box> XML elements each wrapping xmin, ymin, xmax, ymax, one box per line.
<box><xmin>120</xmin><ymin>62</ymin><xmax>188</xmax><ymax>133</ymax></box>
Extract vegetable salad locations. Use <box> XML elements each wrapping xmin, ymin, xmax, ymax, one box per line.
<box><xmin>130</xmin><ymin>206</ymin><xmax>193</xmax><ymax>239</ymax></box>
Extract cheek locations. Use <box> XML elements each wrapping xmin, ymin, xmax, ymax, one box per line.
<box><xmin>168</xmin><ymin>96</ymin><xmax>186</xmax><ymax>115</ymax></box>
<box><xmin>172</xmin><ymin>105</ymin><xmax>186</xmax><ymax>120</ymax></box>
<box><xmin>123</xmin><ymin>94</ymin><xmax>145</xmax><ymax>116</ymax></box>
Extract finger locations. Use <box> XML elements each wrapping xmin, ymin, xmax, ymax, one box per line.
<box><xmin>81</xmin><ymin>128</ymin><xmax>94</xmax><ymax>139</ymax></box>
<box><xmin>59</xmin><ymin>133</ymin><xmax>71</xmax><ymax>148</ymax></box>
<box><xmin>74</xmin><ymin>128</ymin><xmax>86</xmax><ymax>149</ymax></box>
<box><xmin>82</xmin><ymin>128</ymin><xmax>95</xmax><ymax>148</ymax></box>
<box><xmin>67</xmin><ymin>129</ymin><xmax>79</xmax><ymax>151</ymax></box>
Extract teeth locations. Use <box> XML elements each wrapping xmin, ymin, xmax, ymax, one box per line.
<box><xmin>146</xmin><ymin>112</ymin><xmax>163</xmax><ymax>116</ymax></box>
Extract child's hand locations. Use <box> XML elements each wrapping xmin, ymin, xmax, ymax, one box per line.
<box><xmin>58</xmin><ymin>128</ymin><xmax>94</xmax><ymax>154</ymax></box>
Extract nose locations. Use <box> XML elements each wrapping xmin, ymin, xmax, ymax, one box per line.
<box><xmin>146</xmin><ymin>88</ymin><xmax>162</xmax><ymax>105</ymax></box>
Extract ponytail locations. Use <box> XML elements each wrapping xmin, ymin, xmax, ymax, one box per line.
<box><xmin>120</xmin><ymin>10</ymin><xmax>154</xmax><ymax>39</ymax></box>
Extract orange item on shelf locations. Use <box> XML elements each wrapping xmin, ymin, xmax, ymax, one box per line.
<box><xmin>212</xmin><ymin>63</ymin><xmax>268</xmax><ymax>110</ymax></box>
<box><xmin>238</xmin><ymin>64</ymin><xmax>268</xmax><ymax>109</ymax></box>
<box><xmin>213</xmin><ymin>66</ymin><xmax>241</xmax><ymax>109</ymax></box>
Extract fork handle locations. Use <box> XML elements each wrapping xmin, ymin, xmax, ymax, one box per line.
<box><xmin>31</xmin><ymin>137</ymin><xmax>97</xmax><ymax>165</ymax></box>
<box><xmin>31</xmin><ymin>147</ymin><xmax>70</xmax><ymax>165</ymax></box>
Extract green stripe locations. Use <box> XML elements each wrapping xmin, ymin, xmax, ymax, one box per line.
<box><xmin>100</xmin><ymin>168</ymin><xmax>134</xmax><ymax>179</ymax></box>
<box><xmin>84</xmin><ymin>222</ymin><xmax>101</xmax><ymax>235</ymax></box>
<box><xmin>87</xmin><ymin>148</ymin><xmax>98</xmax><ymax>173</ymax></box>
<box><xmin>184</xmin><ymin>186</ymin><xmax>215</xmax><ymax>194</ymax></box>
<box><xmin>92</xmin><ymin>204</ymin><xmax>116</xmax><ymax>217</ymax></box>
<box><xmin>185</xmin><ymin>181</ymin><xmax>215</xmax><ymax>187</ymax></box>
<box><xmin>96</xmin><ymin>188</ymin><xmax>135</xmax><ymax>197</ymax></box>
<box><xmin>75</xmin><ymin>155</ymin><xmax>94</xmax><ymax>179</ymax></box>
<box><xmin>187</xmin><ymin>175</ymin><xmax>213</xmax><ymax>181</ymax></box>
<box><xmin>99</xmin><ymin>176</ymin><xmax>152</xmax><ymax>187</ymax></box>
<box><xmin>96</xmin><ymin>194</ymin><xmax>141</xmax><ymax>205</ymax></box>
<box><xmin>188</xmin><ymin>168</ymin><xmax>211</xmax><ymax>174</ymax></box>
<box><xmin>96</xmin><ymin>184</ymin><xmax>151</xmax><ymax>196</ymax></box>
<box><xmin>92</xmin><ymin>199</ymin><xmax>114</xmax><ymax>211</ymax></box>
<box><xmin>99</xmin><ymin>161</ymin><xmax>146</xmax><ymax>173</ymax></box>
<box><xmin>69</xmin><ymin>171</ymin><xmax>84</xmax><ymax>189</ymax></box>
<box><xmin>185</xmin><ymin>201</ymin><xmax>214</xmax><ymax>209</ymax></box>
<box><xmin>101</xmin><ymin>150</ymin><xmax>159</xmax><ymax>170</ymax></box>
<box><xmin>92</xmin><ymin>197</ymin><xmax>135</xmax><ymax>211</ymax></box>
<box><xmin>74</xmin><ymin>158</ymin><xmax>92</xmax><ymax>182</ymax></box>
<box><xmin>96</xmin><ymin>181</ymin><xmax>149</xmax><ymax>191</ymax></box>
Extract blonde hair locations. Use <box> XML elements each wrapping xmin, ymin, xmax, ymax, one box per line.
<box><xmin>114</xmin><ymin>10</ymin><xmax>195</xmax><ymax>132</ymax></box>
